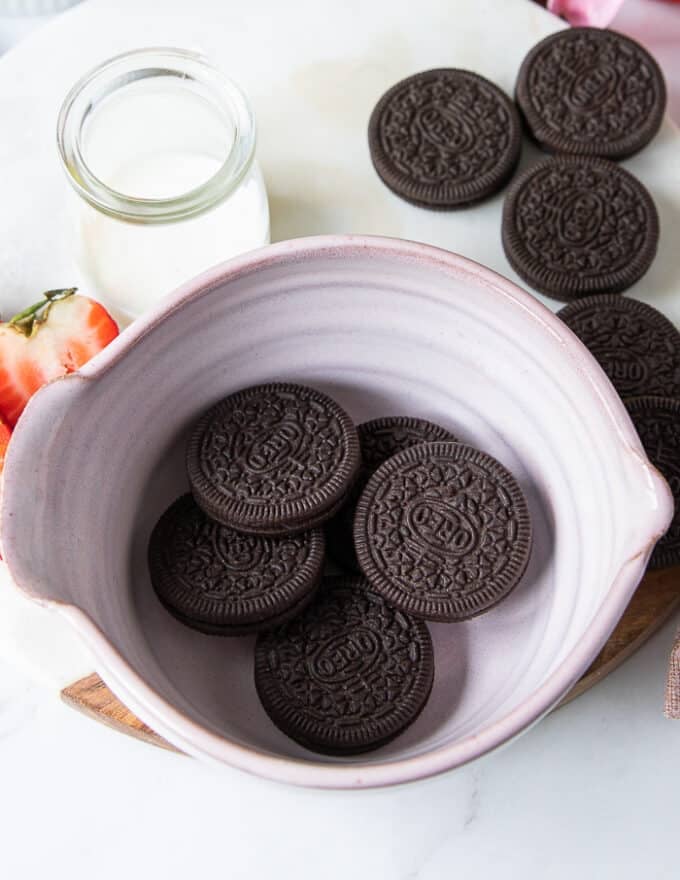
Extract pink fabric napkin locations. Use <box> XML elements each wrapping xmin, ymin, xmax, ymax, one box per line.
<box><xmin>666</xmin><ymin>628</ymin><xmax>680</xmax><ymax>718</ymax></box>
<box><xmin>612</xmin><ymin>0</ymin><xmax>680</xmax><ymax>123</ymax></box>
<box><xmin>548</xmin><ymin>0</ymin><xmax>625</xmax><ymax>25</ymax></box>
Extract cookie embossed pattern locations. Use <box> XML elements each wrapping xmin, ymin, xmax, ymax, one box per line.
<box><xmin>255</xmin><ymin>577</ymin><xmax>435</xmax><ymax>755</ymax></box>
<box><xmin>624</xmin><ymin>397</ymin><xmax>680</xmax><ymax>570</ymax></box>
<box><xmin>148</xmin><ymin>495</ymin><xmax>324</xmax><ymax>635</ymax></box>
<box><xmin>368</xmin><ymin>69</ymin><xmax>522</xmax><ymax>208</ymax></box>
<box><xmin>187</xmin><ymin>383</ymin><xmax>360</xmax><ymax>535</ymax></box>
<box><xmin>502</xmin><ymin>156</ymin><xmax>659</xmax><ymax>301</ymax></box>
<box><xmin>354</xmin><ymin>442</ymin><xmax>533</xmax><ymax>622</ymax></box>
<box><xmin>558</xmin><ymin>295</ymin><xmax>680</xmax><ymax>399</ymax></box>
<box><xmin>325</xmin><ymin>416</ymin><xmax>457</xmax><ymax>572</ymax></box>
<box><xmin>516</xmin><ymin>27</ymin><xmax>667</xmax><ymax>159</ymax></box>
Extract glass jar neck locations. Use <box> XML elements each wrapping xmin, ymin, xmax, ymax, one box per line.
<box><xmin>57</xmin><ymin>47</ymin><xmax>257</xmax><ymax>224</ymax></box>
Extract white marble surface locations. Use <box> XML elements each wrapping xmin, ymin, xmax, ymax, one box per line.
<box><xmin>0</xmin><ymin>0</ymin><xmax>679</xmax><ymax>873</ymax></box>
<box><xmin>1</xmin><ymin>620</ymin><xmax>679</xmax><ymax>878</ymax></box>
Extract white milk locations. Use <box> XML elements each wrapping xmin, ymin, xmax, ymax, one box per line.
<box><xmin>60</xmin><ymin>51</ymin><xmax>269</xmax><ymax>324</ymax></box>
<box><xmin>74</xmin><ymin>157</ymin><xmax>269</xmax><ymax>325</ymax></box>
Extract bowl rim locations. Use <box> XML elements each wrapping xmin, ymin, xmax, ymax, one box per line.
<box><xmin>1</xmin><ymin>233</ymin><xmax>673</xmax><ymax>788</ymax></box>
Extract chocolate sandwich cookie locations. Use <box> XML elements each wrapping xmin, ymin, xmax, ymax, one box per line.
<box><xmin>502</xmin><ymin>156</ymin><xmax>658</xmax><ymax>302</ymax></box>
<box><xmin>354</xmin><ymin>442</ymin><xmax>532</xmax><ymax>621</ymax></box>
<box><xmin>148</xmin><ymin>495</ymin><xmax>324</xmax><ymax>635</ymax></box>
<box><xmin>516</xmin><ymin>27</ymin><xmax>666</xmax><ymax>160</ymax></box>
<box><xmin>325</xmin><ymin>416</ymin><xmax>457</xmax><ymax>572</ymax></box>
<box><xmin>625</xmin><ymin>397</ymin><xmax>680</xmax><ymax>569</ymax></box>
<box><xmin>187</xmin><ymin>383</ymin><xmax>360</xmax><ymax>535</ymax></box>
<box><xmin>368</xmin><ymin>68</ymin><xmax>522</xmax><ymax>209</ymax></box>
<box><xmin>558</xmin><ymin>296</ymin><xmax>680</xmax><ymax>400</ymax></box>
<box><xmin>255</xmin><ymin>576</ymin><xmax>434</xmax><ymax>755</ymax></box>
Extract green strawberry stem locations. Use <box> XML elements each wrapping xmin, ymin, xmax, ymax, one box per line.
<box><xmin>8</xmin><ymin>288</ymin><xmax>77</xmax><ymax>337</ymax></box>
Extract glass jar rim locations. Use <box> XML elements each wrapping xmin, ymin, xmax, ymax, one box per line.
<box><xmin>56</xmin><ymin>47</ymin><xmax>257</xmax><ymax>223</ymax></box>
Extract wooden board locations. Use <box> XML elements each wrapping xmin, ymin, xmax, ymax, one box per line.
<box><xmin>60</xmin><ymin>566</ymin><xmax>680</xmax><ymax>753</ymax></box>
<box><xmin>62</xmin><ymin>672</ymin><xmax>178</xmax><ymax>752</ymax></box>
<box><xmin>558</xmin><ymin>565</ymin><xmax>680</xmax><ymax>706</ymax></box>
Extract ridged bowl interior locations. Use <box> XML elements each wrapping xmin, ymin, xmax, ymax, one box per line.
<box><xmin>1</xmin><ymin>236</ymin><xmax>670</xmax><ymax>787</ymax></box>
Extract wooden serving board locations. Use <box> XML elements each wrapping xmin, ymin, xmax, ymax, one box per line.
<box><xmin>61</xmin><ymin>566</ymin><xmax>680</xmax><ymax>753</ymax></box>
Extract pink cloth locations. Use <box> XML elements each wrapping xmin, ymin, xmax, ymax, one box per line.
<box><xmin>612</xmin><ymin>0</ymin><xmax>680</xmax><ymax>124</ymax></box>
<box><xmin>666</xmin><ymin>628</ymin><xmax>680</xmax><ymax>718</ymax></box>
<box><xmin>548</xmin><ymin>0</ymin><xmax>625</xmax><ymax>25</ymax></box>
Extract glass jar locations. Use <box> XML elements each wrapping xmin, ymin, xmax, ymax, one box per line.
<box><xmin>57</xmin><ymin>48</ymin><xmax>270</xmax><ymax>324</ymax></box>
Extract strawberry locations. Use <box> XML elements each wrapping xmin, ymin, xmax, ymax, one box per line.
<box><xmin>0</xmin><ymin>415</ymin><xmax>9</xmax><ymax>556</ymax></box>
<box><xmin>0</xmin><ymin>415</ymin><xmax>10</xmax><ymax>473</ymax></box>
<box><xmin>0</xmin><ymin>288</ymin><xmax>118</xmax><ymax>429</ymax></box>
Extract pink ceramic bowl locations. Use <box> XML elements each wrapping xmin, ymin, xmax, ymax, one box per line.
<box><xmin>0</xmin><ymin>235</ymin><xmax>672</xmax><ymax>788</ymax></box>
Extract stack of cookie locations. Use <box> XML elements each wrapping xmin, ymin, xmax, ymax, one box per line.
<box><xmin>558</xmin><ymin>297</ymin><xmax>680</xmax><ymax>569</ymax></box>
<box><xmin>148</xmin><ymin>383</ymin><xmax>533</xmax><ymax>754</ymax></box>
<box><xmin>368</xmin><ymin>27</ymin><xmax>680</xmax><ymax>571</ymax></box>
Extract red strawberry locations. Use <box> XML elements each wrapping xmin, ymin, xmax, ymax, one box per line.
<box><xmin>0</xmin><ymin>288</ymin><xmax>118</xmax><ymax>428</ymax></box>
<box><xmin>0</xmin><ymin>416</ymin><xmax>10</xmax><ymax>473</ymax></box>
<box><xmin>0</xmin><ymin>415</ymin><xmax>9</xmax><ymax>555</ymax></box>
